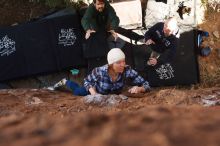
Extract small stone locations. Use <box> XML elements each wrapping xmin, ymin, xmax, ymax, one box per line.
<box><xmin>11</xmin><ymin>23</ymin><xmax>18</xmax><ymax>26</ymax></box>
<box><xmin>209</xmin><ymin>40</ymin><xmax>214</xmax><ymax>45</ymax></box>
<box><xmin>25</xmin><ymin>97</ymin><xmax>43</xmax><ymax>105</ymax></box>
<box><xmin>213</xmin><ymin>31</ymin><xmax>219</xmax><ymax>38</ymax></box>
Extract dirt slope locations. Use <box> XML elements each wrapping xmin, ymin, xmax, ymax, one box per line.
<box><xmin>1</xmin><ymin>87</ymin><xmax>220</xmax><ymax>146</ymax></box>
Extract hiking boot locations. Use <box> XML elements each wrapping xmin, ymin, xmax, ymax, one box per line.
<box><xmin>53</xmin><ymin>78</ymin><xmax>67</xmax><ymax>89</ymax></box>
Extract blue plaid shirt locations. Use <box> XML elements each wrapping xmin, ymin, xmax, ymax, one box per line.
<box><xmin>84</xmin><ymin>65</ymin><xmax>150</xmax><ymax>94</ymax></box>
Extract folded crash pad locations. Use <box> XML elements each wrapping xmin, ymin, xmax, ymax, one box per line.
<box><xmin>0</xmin><ymin>8</ymin><xmax>85</xmax><ymax>81</ymax></box>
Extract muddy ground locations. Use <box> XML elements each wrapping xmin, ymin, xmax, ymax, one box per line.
<box><xmin>0</xmin><ymin>0</ymin><xmax>220</xmax><ymax>146</ymax></box>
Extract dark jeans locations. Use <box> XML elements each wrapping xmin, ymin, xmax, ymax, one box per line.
<box><xmin>65</xmin><ymin>80</ymin><xmax>88</xmax><ymax>96</ymax></box>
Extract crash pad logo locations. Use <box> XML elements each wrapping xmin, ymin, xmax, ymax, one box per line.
<box><xmin>0</xmin><ymin>35</ymin><xmax>16</xmax><ymax>56</ymax></box>
<box><xmin>58</xmin><ymin>28</ymin><xmax>77</xmax><ymax>46</ymax></box>
<box><xmin>156</xmin><ymin>63</ymin><xmax>174</xmax><ymax>80</ymax></box>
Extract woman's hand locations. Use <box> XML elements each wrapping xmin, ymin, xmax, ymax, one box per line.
<box><xmin>109</xmin><ymin>30</ymin><xmax>118</xmax><ymax>41</ymax></box>
<box><xmin>145</xmin><ymin>39</ymin><xmax>155</xmax><ymax>45</ymax></box>
<box><xmin>85</xmin><ymin>29</ymin><xmax>96</xmax><ymax>39</ymax></box>
<box><xmin>89</xmin><ymin>87</ymin><xmax>97</xmax><ymax>95</ymax></box>
<box><xmin>147</xmin><ymin>58</ymin><xmax>158</xmax><ymax>66</ymax></box>
<box><xmin>128</xmin><ymin>86</ymin><xmax>145</xmax><ymax>94</ymax></box>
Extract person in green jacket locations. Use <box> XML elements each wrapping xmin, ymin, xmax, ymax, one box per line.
<box><xmin>81</xmin><ymin>0</ymin><xmax>120</xmax><ymax>41</ymax></box>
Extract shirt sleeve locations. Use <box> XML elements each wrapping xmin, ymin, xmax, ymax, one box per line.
<box><xmin>125</xmin><ymin>66</ymin><xmax>151</xmax><ymax>91</ymax></box>
<box><xmin>83</xmin><ymin>67</ymin><xmax>101</xmax><ymax>91</ymax></box>
<box><xmin>144</xmin><ymin>23</ymin><xmax>161</xmax><ymax>41</ymax></box>
<box><xmin>81</xmin><ymin>4</ymin><xmax>95</xmax><ymax>31</ymax></box>
<box><xmin>107</xmin><ymin>4</ymin><xmax>120</xmax><ymax>30</ymax></box>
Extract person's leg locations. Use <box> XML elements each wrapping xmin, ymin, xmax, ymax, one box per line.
<box><xmin>65</xmin><ymin>80</ymin><xmax>79</xmax><ymax>91</ymax></box>
<box><xmin>65</xmin><ymin>80</ymin><xmax>89</xmax><ymax>96</ymax></box>
<box><xmin>73</xmin><ymin>87</ymin><xmax>88</xmax><ymax>96</ymax></box>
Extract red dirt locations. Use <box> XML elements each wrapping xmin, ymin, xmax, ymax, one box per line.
<box><xmin>1</xmin><ymin>87</ymin><xmax>220</xmax><ymax>146</ymax></box>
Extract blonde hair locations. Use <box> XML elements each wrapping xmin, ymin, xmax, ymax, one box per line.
<box><xmin>165</xmin><ymin>17</ymin><xmax>178</xmax><ymax>35</ymax></box>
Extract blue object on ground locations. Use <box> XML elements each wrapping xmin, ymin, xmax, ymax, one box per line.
<box><xmin>197</xmin><ymin>30</ymin><xmax>209</xmax><ymax>47</ymax></box>
<box><xmin>200</xmin><ymin>46</ymin><xmax>211</xmax><ymax>57</ymax></box>
<box><xmin>198</xmin><ymin>30</ymin><xmax>209</xmax><ymax>37</ymax></box>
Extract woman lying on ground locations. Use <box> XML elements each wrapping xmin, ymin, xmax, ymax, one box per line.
<box><xmin>54</xmin><ymin>48</ymin><xmax>151</xmax><ymax>96</ymax></box>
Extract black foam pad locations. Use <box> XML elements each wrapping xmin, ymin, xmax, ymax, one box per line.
<box><xmin>0</xmin><ymin>8</ymin><xmax>85</xmax><ymax>82</ymax></box>
<box><xmin>147</xmin><ymin>30</ymin><xmax>199</xmax><ymax>86</ymax></box>
<box><xmin>0</xmin><ymin>25</ymin><xmax>27</xmax><ymax>81</ymax></box>
<box><xmin>83</xmin><ymin>31</ymin><xmax>109</xmax><ymax>58</ymax></box>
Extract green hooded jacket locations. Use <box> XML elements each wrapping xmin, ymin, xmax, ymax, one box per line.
<box><xmin>81</xmin><ymin>0</ymin><xmax>120</xmax><ymax>32</ymax></box>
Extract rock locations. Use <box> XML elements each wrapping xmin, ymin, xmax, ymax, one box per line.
<box><xmin>210</xmin><ymin>65</ymin><xmax>214</xmax><ymax>70</ymax></box>
<box><xmin>25</xmin><ymin>97</ymin><xmax>43</xmax><ymax>105</ymax></box>
<box><xmin>83</xmin><ymin>94</ymin><xmax>126</xmax><ymax>106</ymax></box>
<box><xmin>11</xmin><ymin>23</ymin><xmax>18</xmax><ymax>26</ymax></box>
<box><xmin>213</xmin><ymin>31</ymin><xmax>219</xmax><ymax>38</ymax></box>
<box><xmin>201</xmin><ymin>94</ymin><xmax>220</xmax><ymax>107</ymax></box>
<box><xmin>209</xmin><ymin>40</ymin><xmax>215</xmax><ymax>45</ymax></box>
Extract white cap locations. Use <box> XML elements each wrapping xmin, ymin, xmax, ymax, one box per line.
<box><xmin>107</xmin><ymin>48</ymin><xmax>125</xmax><ymax>64</ymax></box>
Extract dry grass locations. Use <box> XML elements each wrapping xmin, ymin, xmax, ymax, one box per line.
<box><xmin>198</xmin><ymin>3</ymin><xmax>220</xmax><ymax>87</ymax></box>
